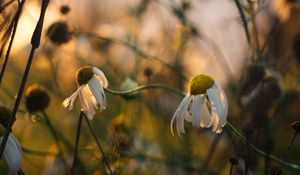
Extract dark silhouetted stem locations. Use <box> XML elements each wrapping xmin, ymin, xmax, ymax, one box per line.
<box><xmin>83</xmin><ymin>113</ymin><xmax>113</xmax><ymax>175</ymax></box>
<box><xmin>0</xmin><ymin>0</ymin><xmax>49</xmax><ymax>159</ymax></box>
<box><xmin>70</xmin><ymin>111</ymin><xmax>84</xmax><ymax>175</ymax></box>
<box><xmin>229</xmin><ymin>164</ymin><xmax>234</xmax><ymax>175</ymax></box>
<box><xmin>0</xmin><ymin>0</ymin><xmax>25</xmax><ymax>84</ymax></box>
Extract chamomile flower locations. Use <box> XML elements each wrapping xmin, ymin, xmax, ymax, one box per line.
<box><xmin>63</xmin><ymin>66</ymin><xmax>108</xmax><ymax>120</ymax></box>
<box><xmin>170</xmin><ymin>74</ymin><xmax>228</xmax><ymax>136</ymax></box>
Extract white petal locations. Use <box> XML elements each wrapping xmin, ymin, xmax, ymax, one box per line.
<box><xmin>207</xmin><ymin>84</ymin><xmax>223</xmax><ymax>119</ymax></box>
<box><xmin>79</xmin><ymin>86</ymin><xmax>96</xmax><ymax>120</ymax></box>
<box><xmin>200</xmin><ymin>97</ymin><xmax>212</xmax><ymax>128</ymax></box>
<box><xmin>170</xmin><ymin>95</ymin><xmax>192</xmax><ymax>136</ymax></box>
<box><xmin>184</xmin><ymin>111</ymin><xmax>192</xmax><ymax>122</ymax></box>
<box><xmin>211</xmin><ymin>108</ymin><xmax>220</xmax><ymax>133</ymax></box>
<box><xmin>88</xmin><ymin>77</ymin><xmax>107</xmax><ymax>110</ymax></box>
<box><xmin>215</xmin><ymin>82</ymin><xmax>228</xmax><ymax>121</ymax></box>
<box><xmin>191</xmin><ymin>95</ymin><xmax>201</xmax><ymax>127</ymax></box>
<box><xmin>93</xmin><ymin>67</ymin><xmax>108</xmax><ymax>88</ymax></box>
<box><xmin>0</xmin><ymin>134</ymin><xmax>22</xmax><ymax>174</ymax></box>
<box><xmin>62</xmin><ymin>86</ymin><xmax>83</xmax><ymax>111</ymax></box>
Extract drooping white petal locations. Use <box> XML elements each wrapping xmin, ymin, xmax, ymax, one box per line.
<box><xmin>170</xmin><ymin>95</ymin><xmax>192</xmax><ymax>136</ymax></box>
<box><xmin>88</xmin><ymin>77</ymin><xmax>107</xmax><ymax>110</ymax></box>
<box><xmin>79</xmin><ymin>86</ymin><xmax>96</xmax><ymax>120</ymax></box>
<box><xmin>191</xmin><ymin>95</ymin><xmax>201</xmax><ymax>127</ymax></box>
<box><xmin>211</xmin><ymin>108</ymin><xmax>220</xmax><ymax>133</ymax></box>
<box><xmin>184</xmin><ymin>111</ymin><xmax>192</xmax><ymax>122</ymax></box>
<box><xmin>0</xmin><ymin>134</ymin><xmax>22</xmax><ymax>174</ymax></box>
<box><xmin>207</xmin><ymin>84</ymin><xmax>223</xmax><ymax>120</ymax></box>
<box><xmin>92</xmin><ymin>67</ymin><xmax>108</xmax><ymax>88</ymax></box>
<box><xmin>62</xmin><ymin>86</ymin><xmax>83</xmax><ymax>111</ymax></box>
<box><xmin>215</xmin><ymin>82</ymin><xmax>228</xmax><ymax>122</ymax></box>
<box><xmin>199</xmin><ymin>97</ymin><xmax>212</xmax><ymax>128</ymax></box>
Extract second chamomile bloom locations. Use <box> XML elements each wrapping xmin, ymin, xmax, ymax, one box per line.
<box><xmin>171</xmin><ymin>74</ymin><xmax>228</xmax><ymax>136</ymax></box>
<box><xmin>63</xmin><ymin>66</ymin><xmax>108</xmax><ymax>119</ymax></box>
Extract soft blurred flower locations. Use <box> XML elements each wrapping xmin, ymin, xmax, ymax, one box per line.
<box><xmin>46</xmin><ymin>21</ymin><xmax>73</xmax><ymax>45</ymax></box>
<box><xmin>0</xmin><ymin>106</ymin><xmax>22</xmax><ymax>174</ymax></box>
<box><xmin>63</xmin><ymin>66</ymin><xmax>108</xmax><ymax>119</ymax></box>
<box><xmin>24</xmin><ymin>84</ymin><xmax>50</xmax><ymax>113</ymax></box>
<box><xmin>171</xmin><ymin>74</ymin><xmax>228</xmax><ymax>136</ymax></box>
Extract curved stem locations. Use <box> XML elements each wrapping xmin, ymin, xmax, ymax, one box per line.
<box><xmin>233</xmin><ymin>0</ymin><xmax>251</xmax><ymax>46</ymax></box>
<box><xmin>104</xmin><ymin>84</ymin><xmax>300</xmax><ymax>171</ymax></box>
<box><xmin>104</xmin><ymin>83</ymin><xmax>185</xmax><ymax>97</ymax></box>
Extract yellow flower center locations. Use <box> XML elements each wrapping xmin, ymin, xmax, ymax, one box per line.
<box><xmin>76</xmin><ymin>66</ymin><xmax>94</xmax><ymax>85</ymax></box>
<box><xmin>188</xmin><ymin>74</ymin><xmax>214</xmax><ymax>95</ymax></box>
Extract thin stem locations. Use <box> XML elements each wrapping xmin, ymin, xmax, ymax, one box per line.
<box><xmin>70</xmin><ymin>111</ymin><xmax>84</xmax><ymax>175</ymax></box>
<box><xmin>226</xmin><ymin>123</ymin><xmax>300</xmax><ymax>170</ymax></box>
<box><xmin>287</xmin><ymin>131</ymin><xmax>297</xmax><ymax>156</ymax></box>
<box><xmin>229</xmin><ymin>164</ymin><xmax>234</xmax><ymax>175</ymax></box>
<box><xmin>233</xmin><ymin>0</ymin><xmax>251</xmax><ymax>46</ymax></box>
<box><xmin>104</xmin><ymin>83</ymin><xmax>185</xmax><ymax>97</ymax></box>
<box><xmin>0</xmin><ymin>0</ymin><xmax>49</xmax><ymax>159</ymax></box>
<box><xmin>82</xmin><ymin>113</ymin><xmax>113</xmax><ymax>175</ymax></box>
<box><xmin>22</xmin><ymin>146</ymin><xmax>57</xmax><ymax>156</ymax></box>
<box><xmin>245</xmin><ymin>135</ymin><xmax>249</xmax><ymax>175</ymax></box>
<box><xmin>0</xmin><ymin>0</ymin><xmax>25</xmax><ymax>84</ymax></box>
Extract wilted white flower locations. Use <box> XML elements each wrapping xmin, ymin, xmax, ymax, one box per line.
<box><xmin>0</xmin><ymin>131</ymin><xmax>22</xmax><ymax>175</ymax></box>
<box><xmin>63</xmin><ymin>66</ymin><xmax>108</xmax><ymax>119</ymax></box>
<box><xmin>171</xmin><ymin>74</ymin><xmax>228</xmax><ymax>136</ymax></box>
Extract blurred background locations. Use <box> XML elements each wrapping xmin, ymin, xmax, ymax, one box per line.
<box><xmin>0</xmin><ymin>0</ymin><xmax>300</xmax><ymax>174</ymax></box>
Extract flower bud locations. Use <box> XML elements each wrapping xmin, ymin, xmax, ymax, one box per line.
<box><xmin>24</xmin><ymin>84</ymin><xmax>50</xmax><ymax>113</ymax></box>
<box><xmin>47</xmin><ymin>21</ymin><xmax>72</xmax><ymax>45</ymax></box>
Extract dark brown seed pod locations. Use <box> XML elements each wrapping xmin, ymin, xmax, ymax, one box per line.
<box><xmin>60</xmin><ymin>5</ymin><xmax>70</xmax><ymax>15</ymax></box>
<box><xmin>24</xmin><ymin>84</ymin><xmax>50</xmax><ymax>113</ymax></box>
<box><xmin>291</xmin><ymin>121</ymin><xmax>300</xmax><ymax>133</ymax></box>
<box><xmin>229</xmin><ymin>157</ymin><xmax>239</xmax><ymax>165</ymax></box>
<box><xmin>241</xmin><ymin>64</ymin><xmax>265</xmax><ymax>95</ymax></box>
<box><xmin>46</xmin><ymin>21</ymin><xmax>72</xmax><ymax>45</ymax></box>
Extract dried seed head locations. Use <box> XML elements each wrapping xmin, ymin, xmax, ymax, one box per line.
<box><xmin>60</xmin><ymin>5</ymin><xmax>70</xmax><ymax>15</ymax></box>
<box><xmin>229</xmin><ymin>157</ymin><xmax>239</xmax><ymax>165</ymax></box>
<box><xmin>0</xmin><ymin>105</ymin><xmax>12</xmax><ymax>129</ymax></box>
<box><xmin>241</xmin><ymin>64</ymin><xmax>265</xmax><ymax>95</ymax></box>
<box><xmin>291</xmin><ymin>121</ymin><xmax>300</xmax><ymax>133</ymax></box>
<box><xmin>76</xmin><ymin>66</ymin><xmax>94</xmax><ymax>86</ymax></box>
<box><xmin>24</xmin><ymin>84</ymin><xmax>50</xmax><ymax>113</ymax></box>
<box><xmin>188</xmin><ymin>74</ymin><xmax>214</xmax><ymax>95</ymax></box>
<box><xmin>46</xmin><ymin>21</ymin><xmax>72</xmax><ymax>45</ymax></box>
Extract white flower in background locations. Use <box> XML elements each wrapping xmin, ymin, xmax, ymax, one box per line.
<box><xmin>63</xmin><ymin>66</ymin><xmax>108</xmax><ymax>120</ymax></box>
<box><xmin>0</xmin><ymin>128</ymin><xmax>22</xmax><ymax>175</ymax></box>
<box><xmin>170</xmin><ymin>74</ymin><xmax>228</xmax><ymax>136</ymax></box>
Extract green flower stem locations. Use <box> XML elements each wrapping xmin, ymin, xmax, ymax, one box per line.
<box><xmin>104</xmin><ymin>83</ymin><xmax>185</xmax><ymax>97</ymax></box>
<box><xmin>104</xmin><ymin>83</ymin><xmax>300</xmax><ymax>171</ymax></box>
